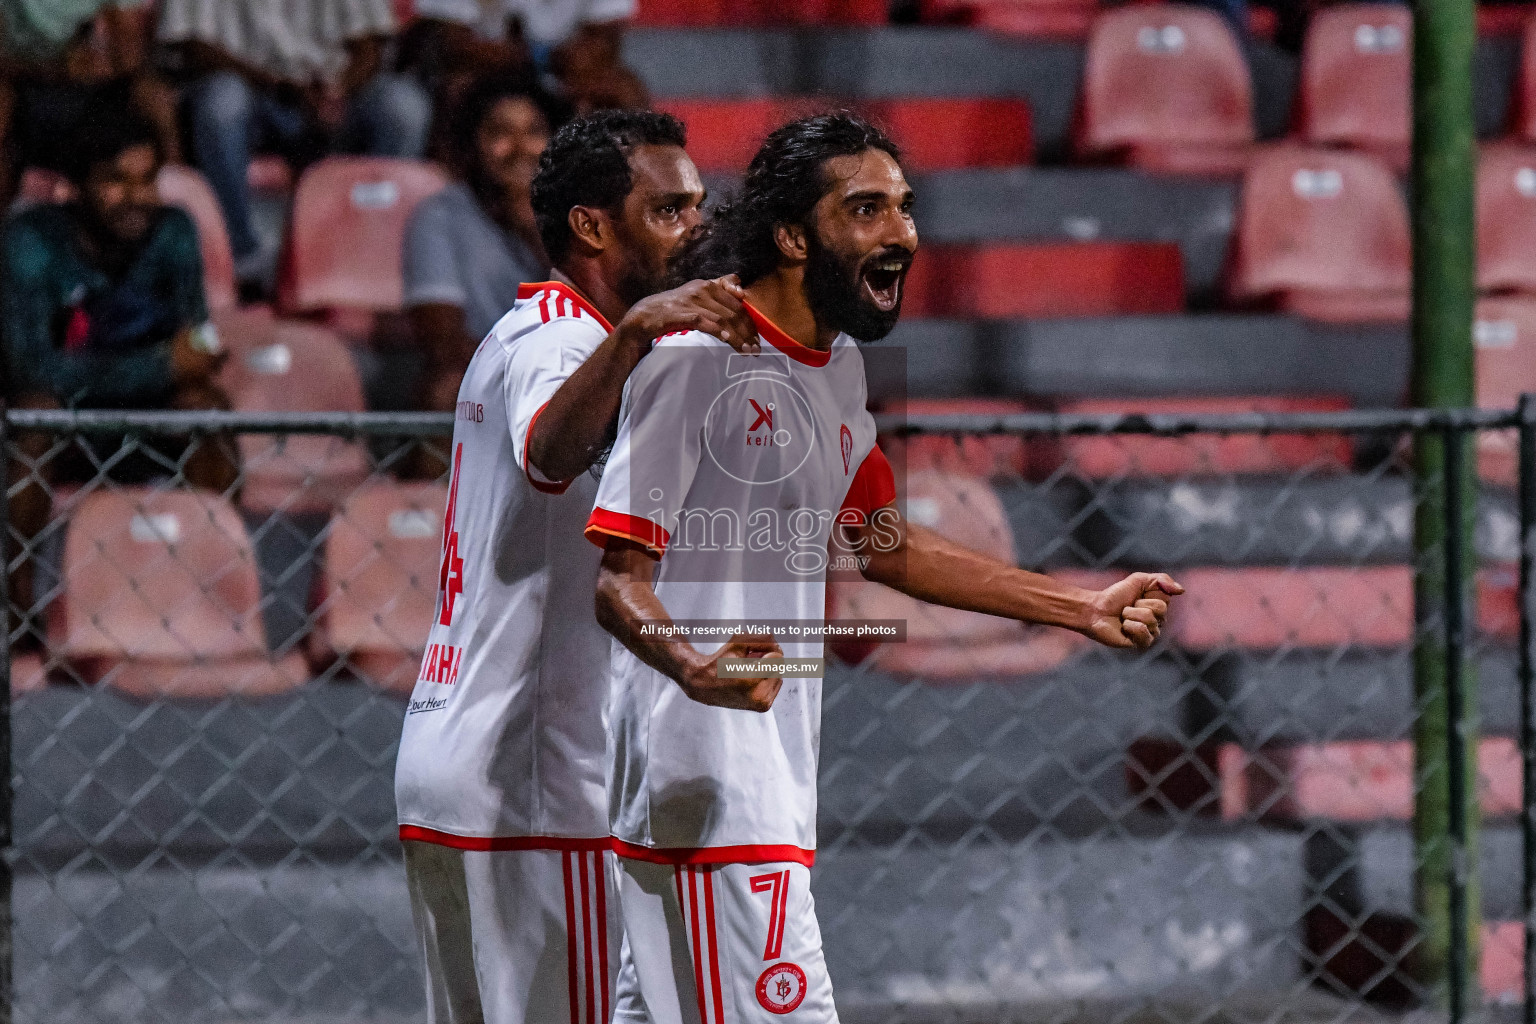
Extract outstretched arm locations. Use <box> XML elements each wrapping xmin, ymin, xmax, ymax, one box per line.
<box><xmin>527</xmin><ymin>277</ymin><xmax>759</xmax><ymax>484</ymax></box>
<box><xmin>594</xmin><ymin>540</ymin><xmax>784</xmax><ymax>712</ymax></box>
<box><xmin>848</xmin><ymin>506</ymin><xmax>1183</xmax><ymax>650</ymax></box>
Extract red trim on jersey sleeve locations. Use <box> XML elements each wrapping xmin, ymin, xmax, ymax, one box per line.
<box><xmin>584</xmin><ymin>507</ymin><xmax>669</xmax><ymax>558</ymax></box>
<box><xmin>521</xmin><ymin>401</ymin><xmax>574</xmax><ymax>495</ymax></box>
<box><xmin>743</xmin><ymin>301</ymin><xmax>831</xmax><ymax>367</ymax></box>
<box><xmin>838</xmin><ymin>444</ymin><xmax>897</xmax><ymax>524</ymax></box>
<box><xmin>516</xmin><ymin>280</ymin><xmax>616</xmax><ymax>332</ymax></box>
<box><xmin>611</xmin><ymin>837</ymin><xmax>816</xmax><ymax>868</ymax></box>
<box><xmin>399</xmin><ymin>825</ymin><xmax>613</xmax><ymax>852</ymax></box>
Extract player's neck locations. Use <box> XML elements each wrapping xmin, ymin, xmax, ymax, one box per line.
<box><xmin>551</xmin><ymin>264</ymin><xmax>628</xmax><ymax>329</ymax></box>
<box><xmin>743</xmin><ymin>269</ymin><xmax>838</xmax><ymax>352</ymax></box>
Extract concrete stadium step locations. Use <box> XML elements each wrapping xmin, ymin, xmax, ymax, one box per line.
<box><xmin>870</xmin><ymin>316</ymin><xmax>1408</xmax><ymax>404</ymax></box>
<box><xmin>1354</xmin><ymin>823</ymin><xmax>1522</xmax><ymax>921</ymax></box>
<box><xmin>818</xmin><ymin>828</ymin><xmax>1307</xmax><ymax>1006</ymax></box>
<box><xmin>1073</xmin><ymin>476</ymin><xmax>1517</xmax><ymax>569</ymax></box>
<box><xmin>11</xmin><ymin>686</ymin><xmax>404</xmax><ymax>871</ymax></box>
<box><xmin>819</xmin><ymin>654</ymin><xmax>1193</xmax><ymax>839</ymax></box>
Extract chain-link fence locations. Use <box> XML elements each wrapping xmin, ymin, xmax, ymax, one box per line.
<box><xmin>0</xmin><ymin>404</ymin><xmax>1529</xmax><ymax>1024</ymax></box>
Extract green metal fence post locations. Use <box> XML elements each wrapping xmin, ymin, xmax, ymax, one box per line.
<box><xmin>1410</xmin><ymin>0</ymin><xmax>1480</xmax><ymax>1012</ymax></box>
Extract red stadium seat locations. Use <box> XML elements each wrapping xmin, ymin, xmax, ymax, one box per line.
<box><xmin>635</xmin><ymin>0</ymin><xmax>885</xmax><ymax>24</ymax></box>
<box><xmin>1075</xmin><ymin>5</ymin><xmax>1253</xmax><ymax>177</ymax></box>
<box><xmin>886</xmin><ymin>398</ymin><xmax>1038</xmax><ymax>479</ymax></box>
<box><xmin>10</xmin><ymin>651</ymin><xmax>47</xmax><ymax>694</ymax></box>
<box><xmin>157</xmin><ymin>165</ymin><xmax>237</xmax><ymax>312</ymax></box>
<box><xmin>278</xmin><ymin>157</ymin><xmax>447</xmax><ymax>314</ymax></box>
<box><xmin>904</xmin><ymin>242</ymin><xmax>1185</xmax><ymax>318</ymax></box>
<box><xmin>1227</xmin><ymin>146</ymin><xmax>1410</xmax><ymax>322</ymax></box>
<box><xmin>1483</xmin><ymin>923</ymin><xmax>1524</xmax><ymax>1003</ymax></box>
<box><xmin>652</xmin><ymin>99</ymin><xmax>809</xmax><ymax>172</ymax></box>
<box><xmin>1296</xmin><ymin>4</ymin><xmax>1411</xmax><ymax>170</ymax></box>
<box><xmin>314</xmin><ymin>481</ymin><xmax>446</xmax><ymax>693</ymax></box>
<box><xmin>1479</xmin><ymin>5</ymin><xmax>1529</xmax><ymax>37</ymax></box>
<box><xmin>923</xmin><ymin>0</ymin><xmax>1099</xmax><ymax>40</ymax></box>
<box><xmin>1472</xmin><ymin>296</ymin><xmax>1536</xmax><ymax>482</ymax></box>
<box><xmin>1053</xmin><ymin>396</ymin><xmax>1354</xmax><ymax>478</ymax></box>
<box><xmin>247</xmin><ymin>155</ymin><xmax>295</xmax><ymax>194</ymax></box>
<box><xmin>1477</xmin><ymin>144</ymin><xmax>1536</xmax><ymax>294</ymax></box>
<box><xmin>1512</xmin><ymin>12</ymin><xmax>1536</xmax><ymax>141</ymax></box>
<box><xmin>1171</xmin><ymin>565</ymin><xmax>1412</xmax><ymax>652</ymax></box>
<box><xmin>53</xmin><ymin>488</ymin><xmax>308</xmax><ymax>698</ymax></box>
<box><xmin>218</xmin><ymin>314</ymin><xmax>371</xmax><ymax>515</ymax></box>
<box><xmin>632</xmin><ymin>0</ymin><xmax>726</xmax><ymax>23</ymax></box>
<box><xmin>864</xmin><ymin>98</ymin><xmax>1033</xmax><ymax>171</ymax></box>
<box><xmin>827</xmin><ymin>469</ymin><xmax>1093</xmax><ymax>677</ymax></box>
<box><xmin>1219</xmin><ymin>736</ymin><xmax>1520</xmax><ymax>821</ymax></box>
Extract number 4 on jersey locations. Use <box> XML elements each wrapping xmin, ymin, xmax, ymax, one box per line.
<box><xmin>438</xmin><ymin>443</ymin><xmax>466</xmax><ymax>626</ymax></box>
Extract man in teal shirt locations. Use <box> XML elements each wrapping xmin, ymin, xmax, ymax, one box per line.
<box><xmin>2</xmin><ymin>108</ymin><xmax>230</xmax><ymax>633</ymax></box>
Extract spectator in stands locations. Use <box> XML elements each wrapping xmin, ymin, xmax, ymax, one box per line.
<box><xmin>1</xmin><ymin>111</ymin><xmax>234</xmax><ymax>625</ymax></box>
<box><xmin>157</xmin><ymin>0</ymin><xmax>433</xmax><ymax>286</ymax></box>
<box><xmin>404</xmin><ymin>72</ymin><xmax>570</xmax><ymax>411</ymax></box>
<box><xmin>406</xmin><ymin>0</ymin><xmax>646</xmax><ymax>115</ymax></box>
<box><xmin>0</xmin><ymin>0</ymin><xmax>180</xmax><ymax>208</ymax></box>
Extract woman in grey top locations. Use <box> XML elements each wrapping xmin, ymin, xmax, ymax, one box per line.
<box><xmin>403</xmin><ymin>72</ymin><xmax>571</xmax><ymax>410</ymax></box>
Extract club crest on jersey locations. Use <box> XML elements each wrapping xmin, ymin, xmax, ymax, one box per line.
<box><xmin>840</xmin><ymin>423</ymin><xmax>853</xmax><ymax>474</ymax></box>
<box><xmin>755</xmin><ymin>962</ymin><xmax>807</xmax><ymax>1014</ymax></box>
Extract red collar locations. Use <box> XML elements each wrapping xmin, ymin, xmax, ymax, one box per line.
<box><xmin>517</xmin><ymin>281</ymin><xmax>615</xmax><ymax>332</ymax></box>
<box><xmin>743</xmin><ymin>302</ymin><xmax>832</xmax><ymax>367</ymax></box>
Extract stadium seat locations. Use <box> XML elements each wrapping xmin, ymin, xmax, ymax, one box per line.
<box><xmin>864</xmin><ymin>99</ymin><xmax>1033</xmax><ymax>171</ymax></box>
<box><xmin>1479</xmin><ymin>4</ymin><xmax>1529</xmax><ymax>37</ymax></box>
<box><xmin>53</xmin><ymin>488</ymin><xmax>309</xmax><ymax>698</ymax></box>
<box><xmin>1296</xmin><ymin>4</ymin><xmax>1411</xmax><ymax>170</ymax></box>
<box><xmin>922</xmin><ymin>0</ymin><xmax>1098</xmax><ymax>40</ymax></box>
<box><xmin>886</xmin><ymin>398</ymin><xmax>1037</xmax><ymax>479</ymax></box>
<box><xmin>15</xmin><ymin>166</ymin><xmax>71</xmax><ymax>205</ymax></box>
<box><xmin>826</xmin><ymin>469</ymin><xmax>1095</xmax><ymax>677</ymax></box>
<box><xmin>1511</xmin><ymin>12</ymin><xmax>1536</xmax><ymax>141</ymax></box>
<box><xmin>1052</xmin><ymin>396</ymin><xmax>1354</xmax><ymax>478</ymax></box>
<box><xmin>219</xmin><ymin>315</ymin><xmax>371</xmax><ymax>515</ymax></box>
<box><xmin>1227</xmin><ymin>146</ymin><xmax>1410</xmax><ymax>322</ymax></box>
<box><xmin>1476</xmin><ymin>144</ymin><xmax>1536</xmax><ymax>294</ymax></box>
<box><xmin>314</xmin><ymin>481</ymin><xmax>446</xmax><ymax>693</ymax></box>
<box><xmin>1219</xmin><ymin>735</ymin><xmax>1520</xmax><ymax>821</ymax></box>
<box><xmin>1171</xmin><ymin>565</ymin><xmax>1412</xmax><ymax>652</ymax></box>
<box><xmin>1472</xmin><ymin>296</ymin><xmax>1536</xmax><ymax>483</ymax></box>
<box><xmin>1075</xmin><ymin>5</ymin><xmax>1253</xmax><ymax>177</ymax></box>
<box><xmin>157</xmin><ymin>165</ymin><xmax>237</xmax><ymax>312</ymax></box>
<box><xmin>247</xmin><ymin>155</ymin><xmax>295</xmax><ymax>193</ymax></box>
<box><xmin>651</xmin><ymin>99</ymin><xmax>810</xmax><ymax>172</ymax></box>
<box><xmin>634</xmin><ymin>0</ymin><xmax>885</xmax><ymax>24</ymax></box>
<box><xmin>10</xmin><ymin>651</ymin><xmax>47</xmax><ymax>693</ymax></box>
<box><xmin>904</xmin><ymin>242</ymin><xmax>1185</xmax><ymax>318</ymax></box>
<box><xmin>277</xmin><ymin>157</ymin><xmax>447</xmax><ymax>315</ymax></box>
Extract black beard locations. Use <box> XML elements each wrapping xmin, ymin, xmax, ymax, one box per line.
<box><xmin>803</xmin><ymin>234</ymin><xmax>901</xmax><ymax>342</ymax></box>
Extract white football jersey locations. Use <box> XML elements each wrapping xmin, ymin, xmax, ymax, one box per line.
<box><xmin>395</xmin><ymin>281</ymin><xmax>618</xmax><ymax>849</ymax></box>
<box><xmin>585</xmin><ymin>306</ymin><xmax>896</xmax><ymax>866</ymax></box>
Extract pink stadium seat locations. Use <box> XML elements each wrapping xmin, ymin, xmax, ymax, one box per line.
<box><xmin>887</xmin><ymin>398</ymin><xmax>1038</xmax><ymax>479</ymax></box>
<box><xmin>1075</xmin><ymin>5</ymin><xmax>1253</xmax><ymax>177</ymax></box>
<box><xmin>827</xmin><ymin>469</ymin><xmax>1093</xmax><ymax>677</ymax></box>
<box><xmin>1483</xmin><ymin>923</ymin><xmax>1524</xmax><ymax>1002</ymax></box>
<box><xmin>1296</xmin><ymin>4</ymin><xmax>1411</xmax><ymax>170</ymax></box>
<box><xmin>635</xmin><ymin>0</ymin><xmax>884</xmax><ymax>24</ymax></box>
<box><xmin>633</xmin><ymin>0</ymin><xmax>726</xmax><ymax>23</ymax></box>
<box><xmin>864</xmin><ymin>98</ymin><xmax>1033</xmax><ymax>170</ymax></box>
<box><xmin>1171</xmin><ymin>565</ymin><xmax>1412</xmax><ymax>652</ymax></box>
<box><xmin>1472</xmin><ymin>296</ymin><xmax>1536</xmax><ymax>483</ymax></box>
<box><xmin>314</xmin><ymin>481</ymin><xmax>446</xmax><ymax>693</ymax></box>
<box><xmin>157</xmin><ymin>164</ymin><xmax>237</xmax><ymax>312</ymax></box>
<box><xmin>53</xmin><ymin>488</ymin><xmax>308</xmax><ymax>698</ymax></box>
<box><xmin>904</xmin><ymin>242</ymin><xmax>1185</xmax><ymax>318</ymax></box>
<box><xmin>10</xmin><ymin>651</ymin><xmax>47</xmax><ymax>694</ymax></box>
<box><xmin>1227</xmin><ymin>146</ymin><xmax>1410</xmax><ymax>322</ymax></box>
<box><xmin>1218</xmin><ymin>736</ymin><xmax>1520</xmax><ymax>821</ymax></box>
<box><xmin>1054</xmin><ymin>396</ymin><xmax>1354</xmax><ymax>478</ymax></box>
<box><xmin>247</xmin><ymin>155</ymin><xmax>295</xmax><ymax>194</ymax></box>
<box><xmin>278</xmin><ymin>157</ymin><xmax>447</xmax><ymax>315</ymax></box>
<box><xmin>1476</xmin><ymin>144</ymin><xmax>1536</xmax><ymax>294</ymax></box>
<box><xmin>652</xmin><ymin>99</ymin><xmax>805</xmax><ymax>172</ymax></box>
<box><xmin>219</xmin><ymin>314</ymin><xmax>371</xmax><ymax>515</ymax></box>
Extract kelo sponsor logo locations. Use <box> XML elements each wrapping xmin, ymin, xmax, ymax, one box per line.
<box><xmin>755</xmin><ymin>962</ymin><xmax>807</xmax><ymax>1014</ymax></box>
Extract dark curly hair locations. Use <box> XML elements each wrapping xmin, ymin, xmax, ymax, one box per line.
<box><xmin>444</xmin><ymin>70</ymin><xmax>572</xmax><ymax>181</ymax></box>
<box><xmin>531</xmin><ymin>109</ymin><xmax>688</xmax><ymax>263</ymax></box>
<box><xmin>670</xmin><ymin>112</ymin><xmax>901</xmax><ymax>286</ymax></box>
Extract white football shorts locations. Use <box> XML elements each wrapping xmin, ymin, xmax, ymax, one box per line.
<box><xmin>404</xmin><ymin>839</ymin><xmax>618</xmax><ymax>1024</ymax></box>
<box><xmin>612</xmin><ymin>858</ymin><xmax>838</xmax><ymax>1024</ymax></box>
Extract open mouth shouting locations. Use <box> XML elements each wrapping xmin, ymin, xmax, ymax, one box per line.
<box><xmin>860</xmin><ymin>250</ymin><xmax>913</xmax><ymax>313</ymax></box>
